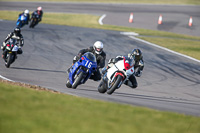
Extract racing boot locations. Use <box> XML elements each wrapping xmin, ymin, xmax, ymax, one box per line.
<box><xmin>2</xmin><ymin>50</ymin><xmax>7</xmax><ymax>60</ymax></box>
<box><xmin>124</xmin><ymin>75</ymin><xmax>138</xmax><ymax>89</ymax></box>
<box><xmin>102</xmin><ymin>66</ymin><xmax>110</xmax><ymax>75</ymax></box>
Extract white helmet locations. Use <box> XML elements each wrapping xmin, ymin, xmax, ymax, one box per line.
<box><xmin>93</xmin><ymin>41</ymin><xmax>103</xmax><ymax>54</ymax></box>
<box><xmin>24</xmin><ymin>9</ymin><xmax>29</xmax><ymax>15</ymax></box>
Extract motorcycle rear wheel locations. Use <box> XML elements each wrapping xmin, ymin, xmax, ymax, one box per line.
<box><xmin>72</xmin><ymin>71</ymin><xmax>84</xmax><ymax>89</ymax></box>
<box><xmin>98</xmin><ymin>81</ymin><xmax>107</xmax><ymax>93</ymax></box>
<box><xmin>107</xmin><ymin>75</ymin><xmax>123</xmax><ymax>95</ymax></box>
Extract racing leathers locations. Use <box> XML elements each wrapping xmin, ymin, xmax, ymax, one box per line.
<box><xmin>1</xmin><ymin>32</ymin><xmax>24</xmax><ymax>59</ymax></box>
<box><xmin>19</xmin><ymin>12</ymin><xmax>30</xmax><ymax>25</ymax></box>
<box><xmin>72</xmin><ymin>46</ymin><xmax>106</xmax><ymax>81</ymax></box>
<box><xmin>30</xmin><ymin>10</ymin><xmax>43</xmax><ymax>27</ymax></box>
<box><xmin>105</xmin><ymin>55</ymin><xmax>138</xmax><ymax>88</ymax></box>
<box><xmin>134</xmin><ymin>57</ymin><xmax>144</xmax><ymax>77</ymax></box>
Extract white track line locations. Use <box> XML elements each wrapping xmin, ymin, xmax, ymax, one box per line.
<box><xmin>129</xmin><ymin>36</ymin><xmax>200</xmax><ymax>63</ymax></box>
<box><xmin>98</xmin><ymin>14</ymin><xmax>106</xmax><ymax>25</ymax></box>
<box><xmin>0</xmin><ymin>75</ymin><xmax>15</xmax><ymax>82</ymax></box>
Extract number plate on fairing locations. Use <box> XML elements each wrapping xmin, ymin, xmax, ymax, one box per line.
<box><xmin>21</xmin><ymin>15</ymin><xmax>25</xmax><ymax>20</ymax></box>
<box><xmin>12</xmin><ymin>45</ymin><xmax>18</xmax><ymax>52</ymax></box>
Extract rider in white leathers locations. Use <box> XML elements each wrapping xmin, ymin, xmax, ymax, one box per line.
<box><xmin>103</xmin><ymin>48</ymin><xmax>144</xmax><ymax>88</ymax></box>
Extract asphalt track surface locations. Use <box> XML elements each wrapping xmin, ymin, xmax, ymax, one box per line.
<box><xmin>0</xmin><ymin>1</ymin><xmax>200</xmax><ymax>36</ymax></box>
<box><xmin>0</xmin><ymin>2</ymin><xmax>200</xmax><ymax>116</ymax></box>
<box><xmin>1</xmin><ymin>20</ymin><xmax>200</xmax><ymax>116</ymax></box>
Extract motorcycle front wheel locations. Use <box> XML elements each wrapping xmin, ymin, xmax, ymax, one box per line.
<box><xmin>5</xmin><ymin>53</ymin><xmax>15</xmax><ymax>68</ymax></box>
<box><xmin>107</xmin><ymin>75</ymin><xmax>123</xmax><ymax>95</ymax></box>
<box><xmin>66</xmin><ymin>79</ymin><xmax>72</xmax><ymax>88</ymax></box>
<box><xmin>30</xmin><ymin>19</ymin><xmax>36</xmax><ymax>28</ymax></box>
<box><xmin>72</xmin><ymin>71</ymin><xmax>84</xmax><ymax>89</ymax></box>
<box><xmin>29</xmin><ymin>19</ymin><xmax>34</xmax><ymax>28</ymax></box>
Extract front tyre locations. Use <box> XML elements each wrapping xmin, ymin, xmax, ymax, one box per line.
<box><xmin>98</xmin><ymin>81</ymin><xmax>107</xmax><ymax>93</ymax></box>
<box><xmin>29</xmin><ymin>19</ymin><xmax>34</xmax><ymax>28</ymax></box>
<box><xmin>30</xmin><ymin>19</ymin><xmax>36</xmax><ymax>28</ymax></box>
<box><xmin>66</xmin><ymin>80</ymin><xmax>72</xmax><ymax>88</ymax></box>
<box><xmin>72</xmin><ymin>71</ymin><xmax>84</xmax><ymax>89</ymax></box>
<box><xmin>107</xmin><ymin>75</ymin><xmax>123</xmax><ymax>95</ymax></box>
<box><xmin>5</xmin><ymin>54</ymin><xmax>15</xmax><ymax>68</ymax></box>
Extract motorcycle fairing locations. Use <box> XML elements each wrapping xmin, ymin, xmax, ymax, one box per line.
<box><xmin>68</xmin><ymin>53</ymin><xmax>97</xmax><ymax>85</ymax></box>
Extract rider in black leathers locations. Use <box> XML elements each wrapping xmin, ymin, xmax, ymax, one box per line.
<box><xmin>30</xmin><ymin>6</ymin><xmax>43</xmax><ymax>28</ymax></box>
<box><xmin>69</xmin><ymin>41</ymin><xmax>106</xmax><ymax>81</ymax></box>
<box><xmin>1</xmin><ymin>28</ymin><xmax>24</xmax><ymax>59</ymax></box>
<box><xmin>130</xmin><ymin>48</ymin><xmax>144</xmax><ymax>77</ymax></box>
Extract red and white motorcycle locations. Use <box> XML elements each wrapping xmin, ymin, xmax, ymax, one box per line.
<box><xmin>98</xmin><ymin>56</ymin><xmax>135</xmax><ymax>95</ymax></box>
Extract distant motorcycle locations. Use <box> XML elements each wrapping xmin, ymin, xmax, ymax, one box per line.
<box><xmin>29</xmin><ymin>12</ymin><xmax>40</xmax><ymax>28</ymax></box>
<box><xmin>98</xmin><ymin>57</ymin><xmax>135</xmax><ymax>95</ymax></box>
<box><xmin>16</xmin><ymin>14</ymin><xmax>28</xmax><ymax>28</ymax></box>
<box><xmin>66</xmin><ymin>52</ymin><xmax>97</xmax><ymax>89</ymax></box>
<box><xmin>3</xmin><ymin>38</ymin><xmax>19</xmax><ymax>68</ymax></box>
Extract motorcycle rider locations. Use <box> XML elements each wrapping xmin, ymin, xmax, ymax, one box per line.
<box><xmin>68</xmin><ymin>41</ymin><xmax>106</xmax><ymax>81</ymax></box>
<box><xmin>30</xmin><ymin>6</ymin><xmax>43</xmax><ymax>28</ymax></box>
<box><xmin>103</xmin><ymin>48</ymin><xmax>144</xmax><ymax>88</ymax></box>
<box><xmin>1</xmin><ymin>27</ymin><xmax>24</xmax><ymax>59</ymax></box>
<box><xmin>18</xmin><ymin>9</ymin><xmax>30</xmax><ymax>25</ymax></box>
<box><xmin>129</xmin><ymin>48</ymin><xmax>144</xmax><ymax>77</ymax></box>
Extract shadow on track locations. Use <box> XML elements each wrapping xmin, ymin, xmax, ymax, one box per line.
<box><xmin>77</xmin><ymin>87</ymin><xmax>200</xmax><ymax>106</ymax></box>
<box><xmin>114</xmin><ymin>92</ymin><xmax>200</xmax><ymax>105</ymax></box>
<box><xmin>11</xmin><ymin>67</ymin><xmax>66</xmax><ymax>73</ymax></box>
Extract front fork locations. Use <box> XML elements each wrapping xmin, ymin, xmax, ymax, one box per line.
<box><xmin>103</xmin><ymin>72</ymin><xmax>126</xmax><ymax>89</ymax></box>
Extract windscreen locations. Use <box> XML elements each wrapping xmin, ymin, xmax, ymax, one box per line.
<box><xmin>84</xmin><ymin>52</ymin><xmax>96</xmax><ymax>62</ymax></box>
<box><xmin>9</xmin><ymin>38</ymin><xmax>16</xmax><ymax>45</ymax></box>
<box><xmin>124</xmin><ymin>56</ymin><xmax>135</xmax><ymax>67</ymax></box>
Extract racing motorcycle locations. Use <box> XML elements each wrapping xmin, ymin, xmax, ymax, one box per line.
<box><xmin>16</xmin><ymin>14</ymin><xmax>28</xmax><ymax>28</ymax></box>
<box><xmin>98</xmin><ymin>56</ymin><xmax>135</xmax><ymax>95</ymax></box>
<box><xmin>66</xmin><ymin>52</ymin><xmax>97</xmax><ymax>89</ymax></box>
<box><xmin>29</xmin><ymin>12</ymin><xmax>40</xmax><ymax>28</ymax></box>
<box><xmin>3</xmin><ymin>38</ymin><xmax>19</xmax><ymax>68</ymax></box>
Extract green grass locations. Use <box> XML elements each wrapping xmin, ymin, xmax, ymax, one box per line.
<box><xmin>1</xmin><ymin>10</ymin><xmax>200</xmax><ymax>60</ymax></box>
<box><xmin>140</xmin><ymin>37</ymin><xmax>200</xmax><ymax>59</ymax></box>
<box><xmin>3</xmin><ymin>0</ymin><xmax>200</xmax><ymax>5</ymax></box>
<box><xmin>0</xmin><ymin>81</ymin><xmax>200</xmax><ymax>133</ymax></box>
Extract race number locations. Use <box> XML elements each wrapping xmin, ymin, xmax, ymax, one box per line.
<box><xmin>85</xmin><ymin>61</ymin><xmax>92</xmax><ymax>68</ymax></box>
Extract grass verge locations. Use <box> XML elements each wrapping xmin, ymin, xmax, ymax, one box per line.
<box><xmin>0</xmin><ymin>79</ymin><xmax>200</xmax><ymax>133</ymax></box>
<box><xmin>0</xmin><ymin>10</ymin><xmax>200</xmax><ymax>60</ymax></box>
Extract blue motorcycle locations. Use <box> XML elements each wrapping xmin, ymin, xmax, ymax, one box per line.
<box><xmin>16</xmin><ymin>14</ymin><xmax>28</xmax><ymax>28</ymax></box>
<box><xmin>66</xmin><ymin>52</ymin><xmax>97</xmax><ymax>89</ymax></box>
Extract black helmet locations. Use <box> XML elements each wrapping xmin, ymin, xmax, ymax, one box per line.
<box><xmin>130</xmin><ymin>48</ymin><xmax>142</xmax><ymax>61</ymax></box>
<box><xmin>14</xmin><ymin>27</ymin><xmax>21</xmax><ymax>36</ymax></box>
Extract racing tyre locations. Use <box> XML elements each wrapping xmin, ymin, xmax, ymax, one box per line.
<box><xmin>66</xmin><ymin>80</ymin><xmax>72</xmax><ymax>88</ymax></box>
<box><xmin>29</xmin><ymin>19</ymin><xmax>34</xmax><ymax>28</ymax></box>
<box><xmin>5</xmin><ymin>54</ymin><xmax>14</xmax><ymax>68</ymax></box>
<box><xmin>98</xmin><ymin>81</ymin><xmax>107</xmax><ymax>93</ymax></box>
<box><xmin>107</xmin><ymin>75</ymin><xmax>123</xmax><ymax>95</ymax></box>
<box><xmin>72</xmin><ymin>71</ymin><xmax>84</xmax><ymax>89</ymax></box>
